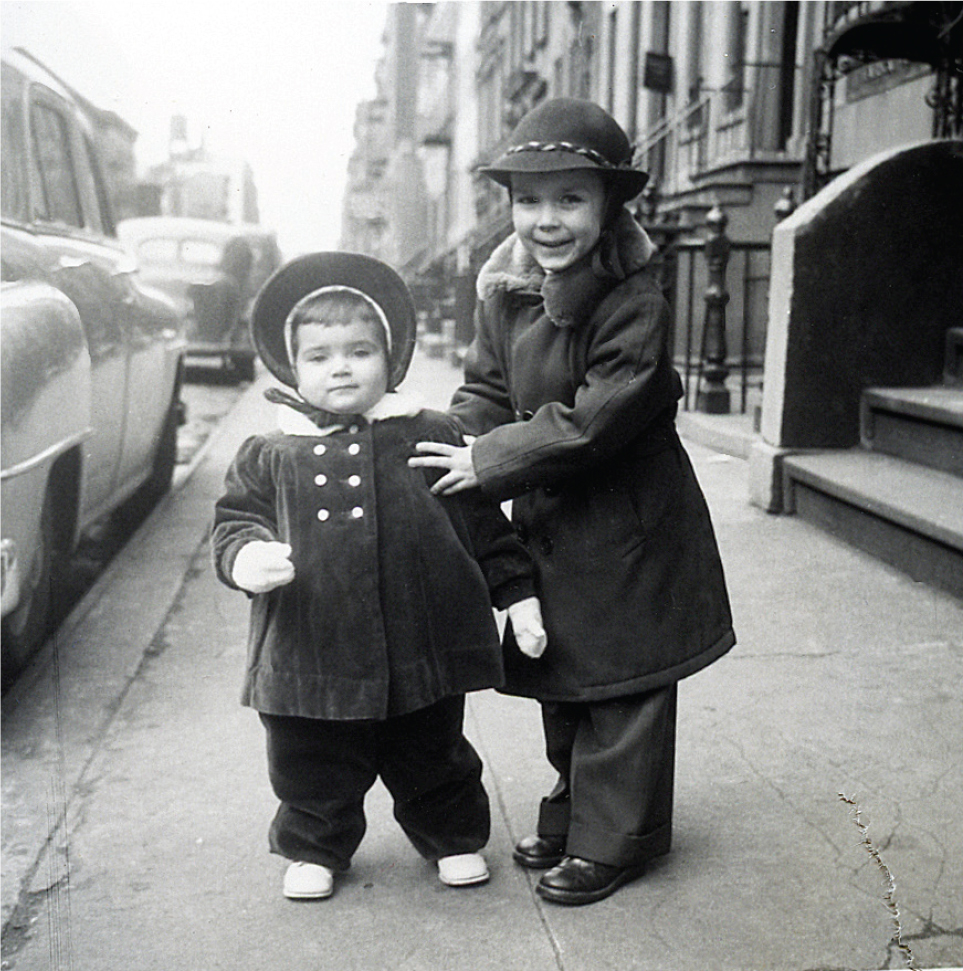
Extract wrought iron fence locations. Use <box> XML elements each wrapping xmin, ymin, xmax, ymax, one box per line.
<box><xmin>654</xmin><ymin>230</ymin><xmax>770</xmax><ymax>415</ymax></box>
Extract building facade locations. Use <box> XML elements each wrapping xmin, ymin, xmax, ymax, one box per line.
<box><xmin>340</xmin><ymin>0</ymin><xmax>962</xmax><ymax>596</ymax></box>
<box><xmin>341</xmin><ymin>1</ymin><xmax>959</xmax><ymax>388</ymax></box>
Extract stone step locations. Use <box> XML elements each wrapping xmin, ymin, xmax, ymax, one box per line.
<box><xmin>782</xmin><ymin>449</ymin><xmax>963</xmax><ymax>599</ymax></box>
<box><xmin>861</xmin><ymin>386</ymin><xmax>963</xmax><ymax>477</ymax></box>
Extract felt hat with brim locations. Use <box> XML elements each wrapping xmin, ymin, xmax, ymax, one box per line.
<box><xmin>480</xmin><ymin>98</ymin><xmax>649</xmax><ymax>206</ymax></box>
<box><xmin>251</xmin><ymin>251</ymin><xmax>417</xmax><ymax>391</ymax></box>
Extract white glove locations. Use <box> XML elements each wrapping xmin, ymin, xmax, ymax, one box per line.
<box><xmin>507</xmin><ymin>596</ymin><xmax>547</xmax><ymax>659</ymax></box>
<box><xmin>231</xmin><ymin>541</ymin><xmax>295</xmax><ymax>594</ymax></box>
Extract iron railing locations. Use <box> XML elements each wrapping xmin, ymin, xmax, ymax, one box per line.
<box><xmin>656</xmin><ymin>232</ymin><xmax>770</xmax><ymax>415</ymax></box>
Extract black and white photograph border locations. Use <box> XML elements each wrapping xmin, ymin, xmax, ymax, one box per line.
<box><xmin>2</xmin><ymin>2</ymin><xmax>962</xmax><ymax>970</ymax></box>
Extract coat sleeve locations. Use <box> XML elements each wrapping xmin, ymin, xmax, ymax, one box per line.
<box><xmin>444</xmin><ymin>489</ymin><xmax>536</xmax><ymax>611</ymax></box>
<box><xmin>211</xmin><ymin>435</ymin><xmax>281</xmax><ymax>590</ymax></box>
<box><xmin>471</xmin><ymin>284</ymin><xmax>682</xmax><ymax>501</ymax></box>
<box><xmin>448</xmin><ymin>300</ymin><xmax>517</xmax><ymax>436</ymax></box>
<box><xmin>417</xmin><ymin>411</ymin><xmax>536</xmax><ymax>611</ymax></box>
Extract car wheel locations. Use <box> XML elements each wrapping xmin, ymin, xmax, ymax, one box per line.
<box><xmin>1</xmin><ymin>489</ymin><xmax>58</xmax><ymax>682</ymax></box>
<box><xmin>230</xmin><ymin>350</ymin><xmax>256</xmax><ymax>383</ymax></box>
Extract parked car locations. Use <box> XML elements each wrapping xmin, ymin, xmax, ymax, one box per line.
<box><xmin>117</xmin><ymin>216</ymin><xmax>282</xmax><ymax>382</ymax></box>
<box><xmin>1</xmin><ymin>48</ymin><xmax>187</xmax><ymax>679</ymax></box>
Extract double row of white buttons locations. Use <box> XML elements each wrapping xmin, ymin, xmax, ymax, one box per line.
<box><xmin>313</xmin><ymin>438</ymin><xmax>364</xmax><ymax>522</ymax></box>
<box><xmin>313</xmin><ymin>441</ymin><xmax>361</xmax><ymax>457</ymax></box>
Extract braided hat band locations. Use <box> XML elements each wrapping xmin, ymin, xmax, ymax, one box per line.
<box><xmin>506</xmin><ymin>140</ymin><xmax>632</xmax><ymax>170</ymax></box>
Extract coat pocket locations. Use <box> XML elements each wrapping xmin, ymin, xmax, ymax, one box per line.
<box><xmin>623</xmin><ymin>445</ymin><xmax>683</xmax><ymax>540</ymax></box>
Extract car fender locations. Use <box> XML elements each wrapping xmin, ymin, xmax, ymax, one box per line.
<box><xmin>1</xmin><ymin>280</ymin><xmax>92</xmax><ymax>617</ymax></box>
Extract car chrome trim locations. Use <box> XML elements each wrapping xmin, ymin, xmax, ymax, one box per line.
<box><xmin>57</xmin><ymin>255</ymin><xmax>92</xmax><ymax>270</ymax></box>
<box><xmin>1</xmin><ymin>538</ymin><xmax>21</xmax><ymax>616</ymax></box>
<box><xmin>0</xmin><ymin>428</ymin><xmax>92</xmax><ymax>481</ymax></box>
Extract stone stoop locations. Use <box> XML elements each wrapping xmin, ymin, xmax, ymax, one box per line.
<box><xmin>861</xmin><ymin>386</ymin><xmax>963</xmax><ymax>476</ymax></box>
<box><xmin>782</xmin><ymin>385</ymin><xmax>963</xmax><ymax>599</ymax></box>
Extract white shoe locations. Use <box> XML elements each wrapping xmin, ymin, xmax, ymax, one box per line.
<box><xmin>437</xmin><ymin>853</ymin><xmax>489</xmax><ymax>887</ymax></box>
<box><xmin>283</xmin><ymin>861</ymin><xmax>334</xmax><ymax>899</ymax></box>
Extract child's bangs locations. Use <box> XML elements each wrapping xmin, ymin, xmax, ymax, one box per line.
<box><xmin>293</xmin><ymin>291</ymin><xmax>383</xmax><ymax>330</ymax></box>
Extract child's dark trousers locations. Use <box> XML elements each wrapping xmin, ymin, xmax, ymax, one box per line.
<box><xmin>535</xmin><ymin>683</ymin><xmax>677</xmax><ymax>868</ymax></box>
<box><xmin>259</xmin><ymin>696</ymin><xmax>489</xmax><ymax>871</ymax></box>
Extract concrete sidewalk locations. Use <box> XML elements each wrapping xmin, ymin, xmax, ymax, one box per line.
<box><xmin>3</xmin><ymin>349</ymin><xmax>962</xmax><ymax>970</ymax></box>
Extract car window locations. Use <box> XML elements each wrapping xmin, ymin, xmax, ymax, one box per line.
<box><xmin>179</xmin><ymin>239</ymin><xmax>223</xmax><ymax>266</ymax></box>
<box><xmin>30</xmin><ymin>101</ymin><xmax>83</xmax><ymax>228</ymax></box>
<box><xmin>1</xmin><ymin>78</ymin><xmax>27</xmax><ymax>222</ymax></box>
<box><xmin>137</xmin><ymin>238</ymin><xmax>181</xmax><ymax>263</ymax></box>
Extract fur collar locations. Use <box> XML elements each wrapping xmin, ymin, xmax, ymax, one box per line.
<box><xmin>476</xmin><ymin>209</ymin><xmax>657</xmax><ymax>328</ymax></box>
<box><xmin>276</xmin><ymin>389</ymin><xmax>424</xmax><ymax>436</ymax></box>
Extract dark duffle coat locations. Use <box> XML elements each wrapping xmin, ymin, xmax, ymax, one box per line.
<box><xmin>212</xmin><ymin>403</ymin><xmax>535</xmax><ymax>720</ymax></box>
<box><xmin>449</xmin><ymin>211</ymin><xmax>735</xmax><ymax>702</ymax></box>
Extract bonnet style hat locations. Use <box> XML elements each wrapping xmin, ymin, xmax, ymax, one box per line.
<box><xmin>480</xmin><ymin>98</ymin><xmax>649</xmax><ymax>207</ymax></box>
<box><xmin>251</xmin><ymin>251</ymin><xmax>417</xmax><ymax>391</ymax></box>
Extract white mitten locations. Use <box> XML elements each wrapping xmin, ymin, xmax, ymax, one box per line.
<box><xmin>507</xmin><ymin>596</ymin><xmax>547</xmax><ymax>658</ymax></box>
<box><xmin>231</xmin><ymin>541</ymin><xmax>295</xmax><ymax>594</ymax></box>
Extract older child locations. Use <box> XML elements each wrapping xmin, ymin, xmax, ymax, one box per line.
<box><xmin>213</xmin><ymin>252</ymin><xmax>545</xmax><ymax>901</ymax></box>
<box><xmin>410</xmin><ymin>100</ymin><xmax>735</xmax><ymax>905</ymax></box>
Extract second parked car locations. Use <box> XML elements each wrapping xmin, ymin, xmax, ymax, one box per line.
<box><xmin>117</xmin><ymin>216</ymin><xmax>282</xmax><ymax>382</ymax></box>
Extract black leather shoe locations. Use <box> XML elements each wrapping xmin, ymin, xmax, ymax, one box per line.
<box><xmin>512</xmin><ymin>834</ymin><xmax>566</xmax><ymax>869</ymax></box>
<box><xmin>535</xmin><ymin>856</ymin><xmax>645</xmax><ymax>905</ymax></box>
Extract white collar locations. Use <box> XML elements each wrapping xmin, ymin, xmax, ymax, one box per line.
<box><xmin>276</xmin><ymin>390</ymin><xmax>424</xmax><ymax>436</ymax></box>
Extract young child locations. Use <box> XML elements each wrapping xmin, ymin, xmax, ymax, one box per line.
<box><xmin>410</xmin><ymin>100</ymin><xmax>735</xmax><ymax>905</ymax></box>
<box><xmin>212</xmin><ymin>252</ymin><xmax>545</xmax><ymax>901</ymax></box>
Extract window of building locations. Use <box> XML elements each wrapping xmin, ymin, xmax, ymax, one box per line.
<box><xmin>509</xmin><ymin>4</ymin><xmax>523</xmax><ymax>71</ymax></box>
<box><xmin>607</xmin><ymin>8</ymin><xmax>618</xmax><ymax>113</ymax></box>
<box><xmin>534</xmin><ymin>2</ymin><xmax>549</xmax><ymax>47</ymax></box>
<box><xmin>645</xmin><ymin>1</ymin><xmax>673</xmax><ymax>184</ymax></box>
<box><xmin>778</xmin><ymin>1</ymin><xmax>800</xmax><ymax>148</ymax></box>
<box><xmin>521</xmin><ymin>2</ymin><xmax>533</xmax><ymax>59</ymax></box>
<box><xmin>650</xmin><ymin>1</ymin><xmax>672</xmax><ymax>101</ymax></box>
<box><xmin>686</xmin><ymin>4</ymin><xmax>705</xmax><ymax>129</ymax></box>
<box><xmin>478</xmin><ymin>51</ymin><xmax>505</xmax><ymax>153</ymax></box>
<box><xmin>724</xmin><ymin>1</ymin><xmax>749</xmax><ymax>114</ymax></box>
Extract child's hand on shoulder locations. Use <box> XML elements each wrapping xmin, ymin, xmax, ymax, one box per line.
<box><xmin>507</xmin><ymin>596</ymin><xmax>547</xmax><ymax>658</ymax></box>
<box><xmin>409</xmin><ymin>436</ymin><xmax>478</xmax><ymax>495</ymax></box>
<box><xmin>232</xmin><ymin>541</ymin><xmax>295</xmax><ymax>594</ymax></box>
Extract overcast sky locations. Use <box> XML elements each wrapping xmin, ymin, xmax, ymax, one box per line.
<box><xmin>2</xmin><ymin>1</ymin><xmax>389</xmax><ymax>255</ymax></box>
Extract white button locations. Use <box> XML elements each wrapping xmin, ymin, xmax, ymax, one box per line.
<box><xmin>317</xmin><ymin>509</ymin><xmax>330</xmax><ymax>521</ymax></box>
<box><xmin>349</xmin><ymin>425</ymin><xmax>360</xmax><ymax>434</ymax></box>
<box><xmin>313</xmin><ymin>443</ymin><xmax>326</xmax><ymax>456</ymax></box>
<box><xmin>314</xmin><ymin>474</ymin><xmax>327</xmax><ymax>486</ymax></box>
<box><xmin>348</xmin><ymin>443</ymin><xmax>360</xmax><ymax>456</ymax></box>
<box><xmin>348</xmin><ymin>475</ymin><xmax>361</xmax><ymax>487</ymax></box>
<box><xmin>351</xmin><ymin>507</ymin><xmax>364</xmax><ymax>519</ymax></box>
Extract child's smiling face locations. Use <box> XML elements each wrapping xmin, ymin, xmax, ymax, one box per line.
<box><xmin>294</xmin><ymin>317</ymin><xmax>388</xmax><ymax>415</ymax></box>
<box><xmin>511</xmin><ymin>169</ymin><xmax>607</xmax><ymax>274</ymax></box>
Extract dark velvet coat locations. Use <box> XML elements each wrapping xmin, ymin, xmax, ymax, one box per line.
<box><xmin>450</xmin><ymin>211</ymin><xmax>735</xmax><ymax>702</ymax></box>
<box><xmin>212</xmin><ymin>405</ymin><xmax>535</xmax><ymax>720</ymax></box>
